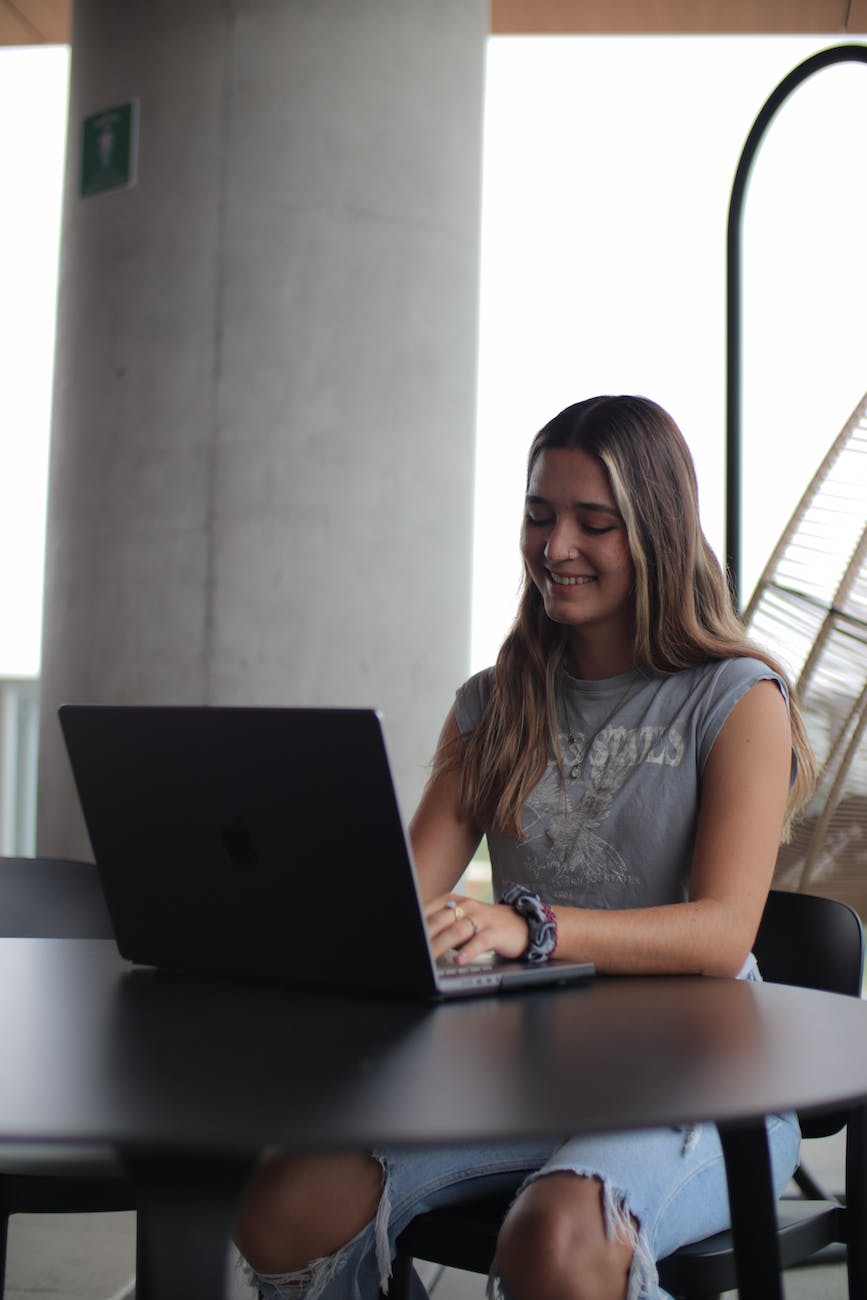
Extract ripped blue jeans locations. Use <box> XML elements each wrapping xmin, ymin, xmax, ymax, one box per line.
<box><xmin>245</xmin><ymin>960</ymin><xmax>801</xmax><ymax>1300</ymax></box>
<box><xmin>245</xmin><ymin>1116</ymin><xmax>800</xmax><ymax>1300</ymax></box>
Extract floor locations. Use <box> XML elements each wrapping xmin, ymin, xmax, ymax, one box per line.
<box><xmin>2</xmin><ymin>1133</ymin><xmax>850</xmax><ymax>1299</ymax></box>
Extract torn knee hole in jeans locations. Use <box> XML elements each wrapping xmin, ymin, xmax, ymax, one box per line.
<box><xmin>244</xmin><ymin>1153</ymin><xmax>393</xmax><ymax>1300</ymax></box>
<box><xmin>486</xmin><ymin>1169</ymin><xmax>659</xmax><ymax>1300</ymax></box>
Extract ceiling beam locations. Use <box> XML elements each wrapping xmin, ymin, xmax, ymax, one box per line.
<box><xmin>491</xmin><ymin>0</ymin><xmax>867</xmax><ymax>33</ymax></box>
<box><xmin>848</xmin><ymin>0</ymin><xmax>867</xmax><ymax>34</ymax></box>
<box><xmin>0</xmin><ymin>0</ymin><xmax>865</xmax><ymax>47</ymax></box>
<box><xmin>0</xmin><ymin>0</ymin><xmax>70</xmax><ymax>44</ymax></box>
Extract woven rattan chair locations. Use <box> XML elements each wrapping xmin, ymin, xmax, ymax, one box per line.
<box><xmin>744</xmin><ymin>389</ymin><xmax>867</xmax><ymax>919</ymax></box>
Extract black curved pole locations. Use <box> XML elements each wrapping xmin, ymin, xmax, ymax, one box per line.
<box><xmin>726</xmin><ymin>42</ymin><xmax>867</xmax><ymax>609</ymax></box>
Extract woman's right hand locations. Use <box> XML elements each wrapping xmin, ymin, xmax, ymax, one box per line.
<box><xmin>425</xmin><ymin>892</ymin><xmax>529</xmax><ymax>965</ymax></box>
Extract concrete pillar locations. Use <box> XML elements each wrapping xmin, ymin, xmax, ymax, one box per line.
<box><xmin>38</xmin><ymin>0</ymin><xmax>486</xmax><ymax>858</ymax></box>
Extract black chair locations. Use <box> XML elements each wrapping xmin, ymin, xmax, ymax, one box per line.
<box><xmin>388</xmin><ymin>889</ymin><xmax>867</xmax><ymax>1300</ymax></box>
<box><xmin>0</xmin><ymin>856</ymin><xmax>136</xmax><ymax>1298</ymax></box>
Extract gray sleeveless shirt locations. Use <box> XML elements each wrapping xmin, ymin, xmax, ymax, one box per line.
<box><xmin>454</xmin><ymin>658</ymin><xmax>790</xmax><ymax>911</ymax></box>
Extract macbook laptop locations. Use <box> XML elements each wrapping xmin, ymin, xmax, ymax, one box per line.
<box><xmin>58</xmin><ymin>704</ymin><xmax>594</xmax><ymax>999</ymax></box>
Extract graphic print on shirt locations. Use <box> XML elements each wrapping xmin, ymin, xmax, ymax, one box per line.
<box><xmin>520</xmin><ymin>723</ymin><xmax>685</xmax><ymax>907</ymax></box>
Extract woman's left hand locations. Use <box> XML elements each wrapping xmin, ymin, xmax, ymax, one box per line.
<box><xmin>425</xmin><ymin>893</ymin><xmax>529</xmax><ymax>964</ymax></box>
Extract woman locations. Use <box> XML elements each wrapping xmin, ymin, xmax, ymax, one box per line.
<box><xmin>236</xmin><ymin>395</ymin><xmax>813</xmax><ymax>1300</ymax></box>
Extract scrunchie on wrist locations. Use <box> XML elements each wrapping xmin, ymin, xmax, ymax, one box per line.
<box><xmin>500</xmin><ymin>885</ymin><xmax>558</xmax><ymax>963</ymax></box>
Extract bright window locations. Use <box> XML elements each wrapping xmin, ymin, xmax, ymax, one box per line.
<box><xmin>0</xmin><ymin>46</ymin><xmax>68</xmax><ymax>679</ymax></box>
<box><xmin>473</xmin><ymin>35</ymin><xmax>867</xmax><ymax>670</ymax></box>
<box><xmin>2</xmin><ymin>39</ymin><xmax>867</xmax><ymax>682</ymax></box>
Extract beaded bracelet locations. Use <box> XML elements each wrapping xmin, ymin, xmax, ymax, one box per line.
<box><xmin>500</xmin><ymin>885</ymin><xmax>558</xmax><ymax>963</ymax></box>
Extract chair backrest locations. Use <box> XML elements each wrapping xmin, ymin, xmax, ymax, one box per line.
<box><xmin>754</xmin><ymin>888</ymin><xmax>864</xmax><ymax>1139</ymax></box>
<box><xmin>0</xmin><ymin>856</ymin><xmax>114</xmax><ymax>938</ymax></box>
<box><xmin>755</xmin><ymin>888</ymin><xmax>864</xmax><ymax>996</ymax></box>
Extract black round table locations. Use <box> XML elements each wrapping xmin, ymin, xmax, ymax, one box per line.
<box><xmin>2</xmin><ymin>938</ymin><xmax>867</xmax><ymax>1299</ymax></box>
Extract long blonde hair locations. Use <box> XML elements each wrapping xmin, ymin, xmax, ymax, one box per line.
<box><xmin>445</xmin><ymin>396</ymin><xmax>815</xmax><ymax>838</ymax></box>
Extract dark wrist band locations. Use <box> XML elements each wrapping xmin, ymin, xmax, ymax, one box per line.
<box><xmin>500</xmin><ymin>885</ymin><xmax>558</xmax><ymax>963</ymax></box>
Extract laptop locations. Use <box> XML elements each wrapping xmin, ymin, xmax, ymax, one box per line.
<box><xmin>58</xmin><ymin>704</ymin><xmax>594</xmax><ymax>999</ymax></box>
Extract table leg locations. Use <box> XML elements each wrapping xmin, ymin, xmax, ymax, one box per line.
<box><xmin>845</xmin><ymin>1102</ymin><xmax>867</xmax><ymax>1296</ymax></box>
<box><xmin>717</xmin><ymin>1120</ymin><xmax>783</xmax><ymax>1300</ymax></box>
<box><xmin>125</xmin><ymin>1151</ymin><xmax>254</xmax><ymax>1300</ymax></box>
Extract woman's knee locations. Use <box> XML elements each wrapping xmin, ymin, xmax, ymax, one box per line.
<box><xmin>234</xmin><ymin>1149</ymin><xmax>383</xmax><ymax>1276</ymax></box>
<box><xmin>496</xmin><ymin>1173</ymin><xmax>634</xmax><ymax>1300</ymax></box>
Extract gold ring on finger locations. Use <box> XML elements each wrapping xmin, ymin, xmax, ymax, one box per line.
<box><xmin>453</xmin><ymin>905</ymin><xmax>465</xmax><ymax>921</ymax></box>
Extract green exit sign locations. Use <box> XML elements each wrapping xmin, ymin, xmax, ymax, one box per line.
<box><xmin>80</xmin><ymin>101</ymin><xmax>138</xmax><ymax>198</ymax></box>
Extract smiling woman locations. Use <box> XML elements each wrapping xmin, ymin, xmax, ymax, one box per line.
<box><xmin>433</xmin><ymin>393</ymin><xmax>816</xmax><ymax>851</ymax></box>
<box><xmin>521</xmin><ymin>446</ymin><xmax>635</xmax><ymax>678</ymax></box>
<box><xmin>237</xmin><ymin>392</ymin><xmax>814</xmax><ymax>1300</ymax></box>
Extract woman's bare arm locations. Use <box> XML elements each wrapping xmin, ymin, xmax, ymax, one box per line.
<box><xmin>409</xmin><ymin>708</ymin><xmax>484</xmax><ymax>901</ymax></box>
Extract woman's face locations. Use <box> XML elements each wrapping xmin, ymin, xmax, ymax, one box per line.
<box><xmin>521</xmin><ymin>446</ymin><xmax>636</xmax><ymax>647</ymax></box>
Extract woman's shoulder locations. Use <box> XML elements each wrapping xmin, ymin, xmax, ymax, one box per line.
<box><xmin>690</xmin><ymin>653</ymin><xmax>788</xmax><ymax>701</ymax></box>
<box><xmin>454</xmin><ymin>666</ymin><xmax>496</xmax><ymax>735</ymax></box>
<box><xmin>671</xmin><ymin>655</ymin><xmax>791</xmax><ymax>773</ymax></box>
<box><xmin>623</xmin><ymin>655</ymin><xmax>785</xmax><ymax>708</ymax></box>
<box><xmin>645</xmin><ymin>655</ymin><xmax>789</xmax><ymax>732</ymax></box>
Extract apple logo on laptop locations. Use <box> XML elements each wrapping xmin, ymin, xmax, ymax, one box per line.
<box><xmin>220</xmin><ymin>815</ymin><xmax>259</xmax><ymax>867</ymax></box>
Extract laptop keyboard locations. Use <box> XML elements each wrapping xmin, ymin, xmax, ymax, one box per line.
<box><xmin>436</xmin><ymin>953</ymin><xmax>498</xmax><ymax>978</ymax></box>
